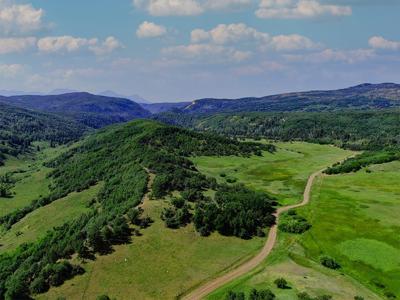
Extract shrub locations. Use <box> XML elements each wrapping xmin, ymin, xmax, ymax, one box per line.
<box><xmin>274</xmin><ymin>278</ymin><xmax>288</xmax><ymax>289</ymax></box>
<box><xmin>320</xmin><ymin>256</ymin><xmax>341</xmax><ymax>270</ymax></box>
<box><xmin>97</xmin><ymin>295</ymin><xmax>111</xmax><ymax>300</ymax></box>
<box><xmin>278</xmin><ymin>211</ymin><xmax>311</xmax><ymax>234</ymax></box>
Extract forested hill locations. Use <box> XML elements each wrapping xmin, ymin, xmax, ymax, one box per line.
<box><xmin>0</xmin><ymin>92</ymin><xmax>151</xmax><ymax>128</ymax></box>
<box><xmin>180</xmin><ymin>83</ymin><xmax>400</xmax><ymax>114</ymax></box>
<box><xmin>154</xmin><ymin>110</ymin><xmax>400</xmax><ymax>151</ymax></box>
<box><xmin>0</xmin><ymin>103</ymin><xmax>87</xmax><ymax>166</ymax></box>
<box><xmin>0</xmin><ymin>120</ymin><xmax>275</xmax><ymax>299</ymax></box>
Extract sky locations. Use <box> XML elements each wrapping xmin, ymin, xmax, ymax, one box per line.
<box><xmin>0</xmin><ymin>0</ymin><xmax>399</xmax><ymax>102</ymax></box>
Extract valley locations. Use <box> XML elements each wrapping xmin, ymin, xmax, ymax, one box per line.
<box><xmin>1</xmin><ymin>84</ymin><xmax>400</xmax><ymax>300</ymax></box>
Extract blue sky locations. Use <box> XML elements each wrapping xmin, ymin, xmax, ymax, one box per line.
<box><xmin>0</xmin><ymin>0</ymin><xmax>399</xmax><ymax>102</ymax></box>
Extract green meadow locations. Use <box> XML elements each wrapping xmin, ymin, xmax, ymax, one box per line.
<box><xmin>208</xmin><ymin>161</ymin><xmax>400</xmax><ymax>300</ymax></box>
<box><xmin>192</xmin><ymin>142</ymin><xmax>353</xmax><ymax>205</ymax></box>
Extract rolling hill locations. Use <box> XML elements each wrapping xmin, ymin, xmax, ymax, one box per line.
<box><xmin>0</xmin><ymin>102</ymin><xmax>87</xmax><ymax>166</ymax></box>
<box><xmin>179</xmin><ymin>83</ymin><xmax>400</xmax><ymax>114</ymax></box>
<box><xmin>0</xmin><ymin>92</ymin><xmax>151</xmax><ymax>128</ymax></box>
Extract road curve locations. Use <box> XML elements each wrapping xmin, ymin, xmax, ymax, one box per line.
<box><xmin>182</xmin><ymin>169</ymin><xmax>323</xmax><ymax>300</ymax></box>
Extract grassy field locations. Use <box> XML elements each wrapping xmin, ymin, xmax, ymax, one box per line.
<box><xmin>0</xmin><ymin>184</ymin><xmax>101</xmax><ymax>254</ymax></box>
<box><xmin>298</xmin><ymin>161</ymin><xmax>400</xmax><ymax>298</ymax></box>
<box><xmin>0</xmin><ymin>144</ymin><xmax>68</xmax><ymax>217</ymax></box>
<box><xmin>192</xmin><ymin>142</ymin><xmax>354</xmax><ymax>205</ymax></box>
<box><xmin>209</xmin><ymin>161</ymin><xmax>400</xmax><ymax>300</ymax></box>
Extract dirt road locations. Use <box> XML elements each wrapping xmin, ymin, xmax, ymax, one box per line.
<box><xmin>182</xmin><ymin>169</ymin><xmax>323</xmax><ymax>300</ymax></box>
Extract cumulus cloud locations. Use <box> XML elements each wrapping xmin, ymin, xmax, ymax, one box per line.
<box><xmin>89</xmin><ymin>36</ymin><xmax>123</xmax><ymax>55</ymax></box>
<box><xmin>162</xmin><ymin>43</ymin><xmax>251</xmax><ymax>63</ymax></box>
<box><xmin>133</xmin><ymin>0</ymin><xmax>252</xmax><ymax>16</ymax></box>
<box><xmin>37</xmin><ymin>36</ymin><xmax>98</xmax><ymax>53</ymax></box>
<box><xmin>133</xmin><ymin>0</ymin><xmax>203</xmax><ymax>16</ymax></box>
<box><xmin>190</xmin><ymin>23</ymin><xmax>319</xmax><ymax>51</ymax></box>
<box><xmin>137</xmin><ymin>21</ymin><xmax>167</xmax><ymax>38</ymax></box>
<box><xmin>0</xmin><ymin>37</ymin><xmax>36</xmax><ymax>54</ymax></box>
<box><xmin>0</xmin><ymin>1</ymin><xmax>44</xmax><ymax>34</ymax></box>
<box><xmin>191</xmin><ymin>23</ymin><xmax>269</xmax><ymax>45</ymax></box>
<box><xmin>37</xmin><ymin>36</ymin><xmax>122</xmax><ymax>55</ymax></box>
<box><xmin>271</xmin><ymin>34</ymin><xmax>319</xmax><ymax>50</ymax></box>
<box><xmin>0</xmin><ymin>63</ymin><xmax>25</xmax><ymax>77</ymax></box>
<box><xmin>285</xmin><ymin>48</ymin><xmax>375</xmax><ymax>64</ymax></box>
<box><xmin>256</xmin><ymin>0</ymin><xmax>352</xmax><ymax>19</ymax></box>
<box><xmin>369</xmin><ymin>36</ymin><xmax>400</xmax><ymax>51</ymax></box>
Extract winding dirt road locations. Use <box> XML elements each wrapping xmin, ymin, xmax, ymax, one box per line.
<box><xmin>182</xmin><ymin>169</ymin><xmax>323</xmax><ymax>300</ymax></box>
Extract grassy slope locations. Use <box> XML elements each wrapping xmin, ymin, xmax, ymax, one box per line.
<box><xmin>192</xmin><ymin>142</ymin><xmax>354</xmax><ymax>206</ymax></box>
<box><xmin>0</xmin><ymin>144</ymin><xmax>68</xmax><ymax>218</ymax></box>
<box><xmin>0</xmin><ymin>184</ymin><xmax>101</xmax><ymax>254</ymax></box>
<box><xmin>40</xmin><ymin>197</ymin><xmax>265</xmax><ymax>300</ymax></box>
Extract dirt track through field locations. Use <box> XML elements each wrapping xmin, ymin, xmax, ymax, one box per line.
<box><xmin>182</xmin><ymin>169</ymin><xmax>323</xmax><ymax>300</ymax></box>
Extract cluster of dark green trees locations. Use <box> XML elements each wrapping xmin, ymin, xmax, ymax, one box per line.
<box><xmin>193</xmin><ymin>185</ymin><xmax>276</xmax><ymax>239</ymax></box>
<box><xmin>226</xmin><ymin>289</ymin><xmax>275</xmax><ymax>300</ymax></box>
<box><xmin>0</xmin><ymin>174</ymin><xmax>14</xmax><ymax>198</ymax></box>
<box><xmin>0</xmin><ymin>120</ymin><xmax>274</xmax><ymax>299</ymax></box>
<box><xmin>325</xmin><ymin>150</ymin><xmax>400</xmax><ymax>174</ymax></box>
<box><xmin>278</xmin><ymin>211</ymin><xmax>311</xmax><ymax>234</ymax></box>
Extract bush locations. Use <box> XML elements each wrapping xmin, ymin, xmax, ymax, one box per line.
<box><xmin>320</xmin><ymin>256</ymin><xmax>341</xmax><ymax>270</ymax></box>
<box><xmin>97</xmin><ymin>295</ymin><xmax>111</xmax><ymax>300</ymax></box>
<box><xmin>274</xmin><ymin>278</ymin><xmax>288</xmax><ymax>289</ymax></box>
<box><xmin>354</xmin><ymin>296</ymin><xmax>364</xmax><ymax>300</ymax></box>
<box><xmin>278</xmin><ymin>212</ymin><xmax>311</xmax><ymax>234</ymax></box>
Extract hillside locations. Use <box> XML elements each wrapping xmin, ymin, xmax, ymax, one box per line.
<box><xmin>140</xmin><ymin>102</ymin><xmax>191</xmax><ymax>114</ymax></box>
<box><xmin>155</xmin><ymin>109</ymin><xmax>400</xmax><ymax>151</ymax></box>
<box><xmin>0</xmin><ymin>92</ymin><xmax>151</xmax><ymax>128</ymax></box>
<box><xmin>0</xmin><ymin>120</ymin><xmax>275</xmax><ymax>299</ymax></box>
<box><xmin>0</xmin><ymin>102</ymin><xmax>87</xmax><ymax>166</ymax></box>
<box><xmin>180</xmin><ymin>83</ymin><xmax>400</xmax><ymax>114</ymax></box>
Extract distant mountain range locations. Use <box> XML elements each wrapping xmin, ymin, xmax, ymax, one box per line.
<box><xmin>0</xmin><ymin>92</ymin><xmax>151</xmax><ymax>128</ymax></box>
<box><xmin>1</xmin><ymin>83</ymin><xmax>399</xmax><ymax>129</ymax></box>
<box><xmin>179</xmin><ymin>83</ymin><xmax>400</xmax><ymax>114</ymax></box>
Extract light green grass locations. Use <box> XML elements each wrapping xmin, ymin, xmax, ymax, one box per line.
<box><xmin>192</xmin><ymin>142</ymin><xmax>353</xmax><ymax>205</ymax></box>
<box><xmin>41</xmin><ymin>198</ymin><xmax>266</xmax><ymax>300</ymax></box>
<box><xmin>298</xmin><ymin>161</ymin><xmax>400</xmax><ymax>298</ymax></box>
<box><xmin>0</xmin><ymin>144</ymin><xmax>69</xmax><ymax>217</ymax></box>
<box><xmin>0</xmin><ymin>184</ymin><xmax>101</xmax><ymax>254</ymax></box>
<box><xmin>338</xmin><ymin>238</ymin><xmax>400</xmax><ymax>272</ymax></box>
<box><xmin>214</xmin><ymin>160</ymin><xmax>400</xmax><ymax>299</ymax></box>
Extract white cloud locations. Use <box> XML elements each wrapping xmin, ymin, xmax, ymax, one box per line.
<box><xmin>0</xmin><ymin>1</ymin><xmax>44</xmax><ymax>34</ymax></box>
<box><xmin>37</xmin><ymin>36</ymin><xmax>97</xmax><ymax>53</ymax></box>
<box><xmin>162</xmin><ymin>43</ymin><xmax>251</xmax><ymax>63</ymax></box>
<box><xmin>191</xmin><ymin>23</ymin><xmax>270</xmax><ymax>45</ymax></box>
<box><xmin>285</xmin><ymin>48</ymin><xmax>375</xmax><ymax>64</ymax></box>
<box><xmin>133</xmin><ymin>0</ymin><xmax>251</xmax><ymax>16</ymax></box>
<box><xmin>89</xmin><ymin>36</ymin><xmax>123</xmax><ymax>55</ymax></box>
<box><xmin>369</xmin><ymin>36</ymin><xmax>400</xmax><ymax>51</ymax></box>
<box><xmin>0</xmin><ymin>37</ymin><xmax>36</xmax><ymax>54</ymax></box>
<box><xmin>203</xmin><ymin>0</ymin><xmax>252</xmax><ymax>10</ymax></box>
<box><xmin>37</xmin><ymin>36</ymin><xmax>122</xmax><ymax>55</ymax></box>
<box><xmin>136</xmin><ymin>21</ymin><xmax>167</xmax><ymax>38</ymax></box>
<box><xmin>0</xmin><ymin>63</ymin><xmax>25</xmax><ymax>78</ymax></box>
<box><xmin>190</xmin><ymin>23</ymin><xmax>319</xmax><ymax>52</ymax></box>
<box><xmin>133</xmin><ymin>0</ymin><xmax>203</xmax><ymax>16</ymax></box>
<box><xmin>256</xmin><ymin>0</ymin><xmax>352</xmax><ymax>19</ymax></box>
<box><xmin>271</xmin><ymin>34</ymin><xmax>319</xmax><ymax>50</ymax></box>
